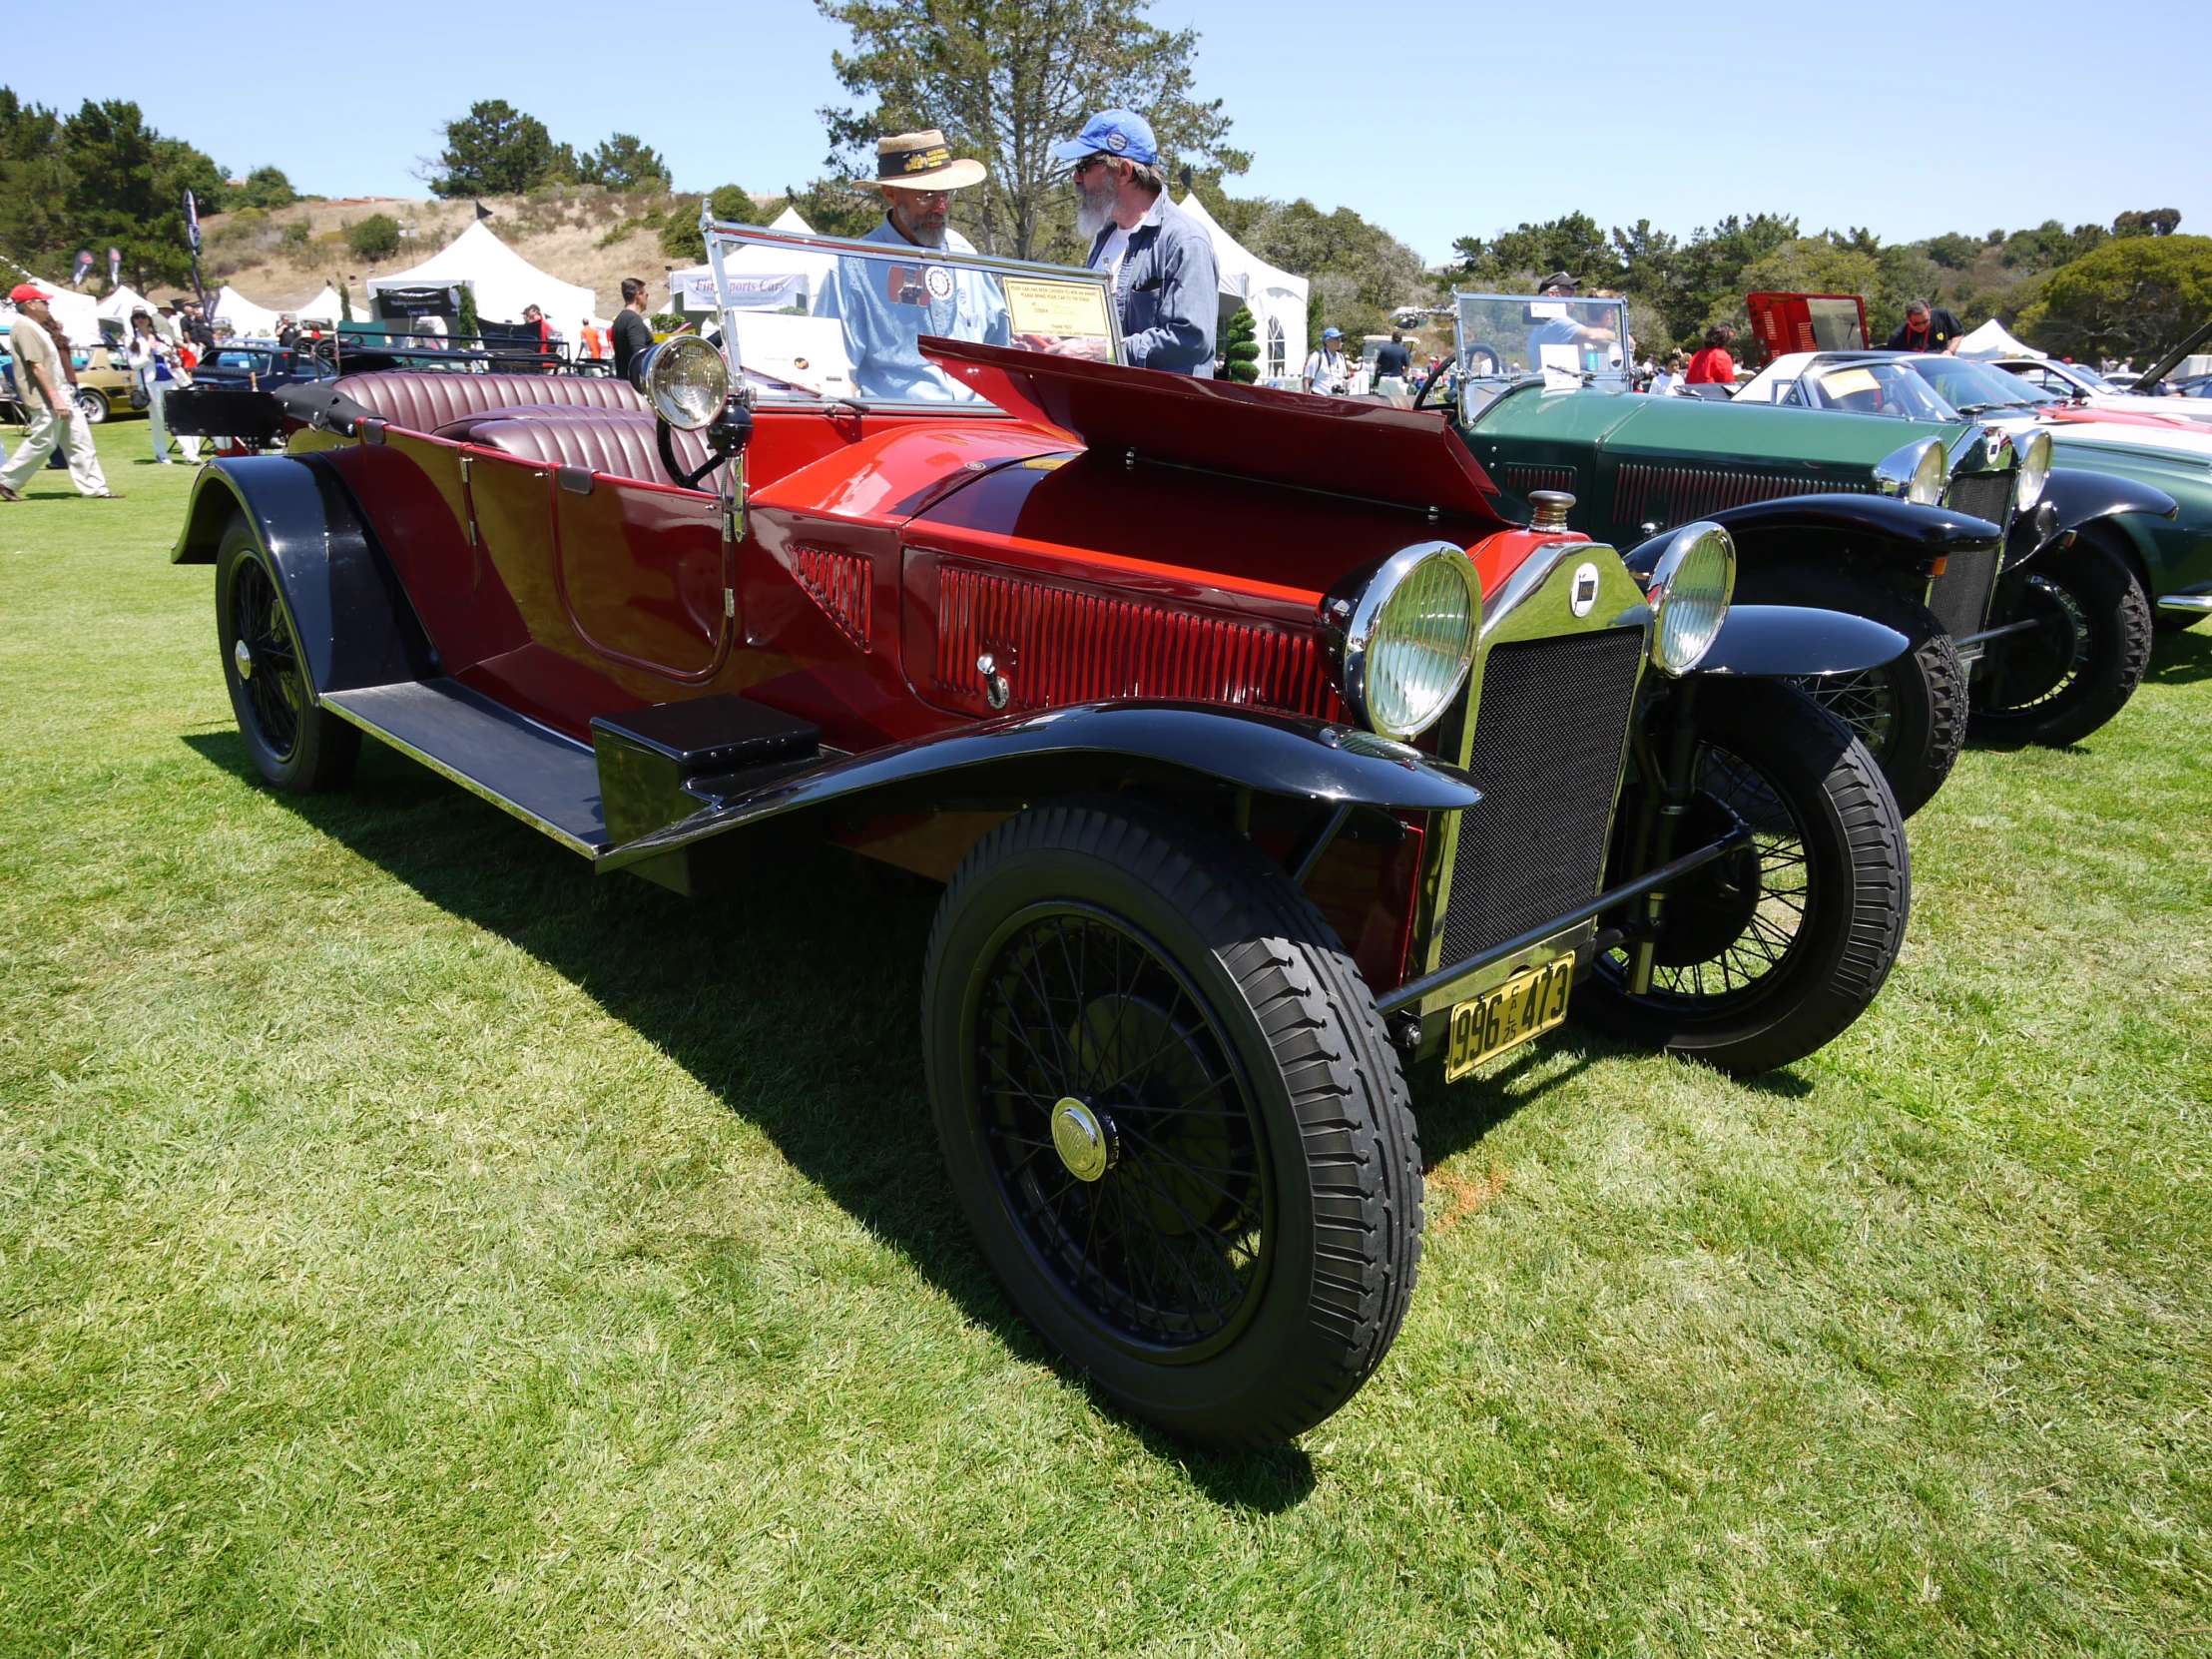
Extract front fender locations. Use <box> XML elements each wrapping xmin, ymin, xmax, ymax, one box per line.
<box><xmin>2039</xmin><ymin>466</ymin><xmax>2179</xmax><ymax>531</ymax></box>
<box><xmin>1689</xmin><ymin>604</ymin><xmax>1907</xmax><ymax>678</ymax></box>
<box><xmin>171</xmin><ymin>453</ymin><xmax>430</xmax><ymax>696</ymax></box>
<box><xmin>1624</xmin><ymin>492</ymin><xmax>2002</xmax><ymax>578</ymax></box>
<box><xmin>598</xmin><ymin>701</ymin><xmax>1481</xmax><ymax>873</ymax></box>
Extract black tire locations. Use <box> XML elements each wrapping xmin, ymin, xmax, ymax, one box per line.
<box><xmin>74</xmin><ymin>387</ymin><xmax>108</xmax><ymax>424</ymax></box>
<box><xmin>1970</xmin><ymin>536</ymin><xmax>2151</xmax><ymax>748</ymax></box>
<box><xmin>921</xmin><ymin>796</ymin><xmax>1421</xmax><ymax>1447</ymax></box>
<box><xmin>215</xmin><ymin>517</ymin><xmax>359</xmax><ymax>794</ymax></box>
<box><xmin>1746</xmin><ymin>570</ymin><xmax>1965</xmax><ymax>820</ymax></box>
<box><xmin>1577</xmin><ymin>679</ymin><xmax>1910</xmax><ymax>1075</ymax></box>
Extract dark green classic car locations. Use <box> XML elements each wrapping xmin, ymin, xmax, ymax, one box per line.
<box><xmin>1444</xmin><ymin>293</ymin><xmax>2172</xmax><ymax>815</ymax></box>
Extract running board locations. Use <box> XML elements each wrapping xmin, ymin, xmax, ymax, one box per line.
<box><xmin>321</xmin><ymin>680</ymin><xmax>610</xmax><ymax>857</ymax></box>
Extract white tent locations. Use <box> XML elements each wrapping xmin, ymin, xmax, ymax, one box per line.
<box><xmin>213</xmin><ymin>284</ymin><xmax>284</xmax><ymax>337</ymax></box>
<box><xmin>97</xmin><ymin>283</ymin><xmax>152</xmax><ymax>323</ymax></box>
<box><xmin>0</xmin><ymin>276</ymin><xmax>102</xmax><ymax>344</ymax></box>
<box><xmin>295</xmin><ymin>284</ymin><xmax>349</xmax><ymax>324</ymax></box>
<box><xmin>669</xmin><ymin>207</ymin><xmax>834</xmax><ymax>313</ymax></box>
<box><xmin>1956</xmin><ymin>317</ymin><xmax>2043</xmax><ymax>360</ymax></box>
<box><xmin>1177</xmin><ymin>192</ymin><xmax>1309</xmax><ymax>385</ymax></box>
<box><xmin>368</xmin><ymin>220</ymin><xmax>597</xmax><ymax>330</ymax></box>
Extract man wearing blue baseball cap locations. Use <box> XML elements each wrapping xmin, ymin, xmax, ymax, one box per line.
<box><xmin>1049</xmin><ymin>109</ymin><xmax>1219</xmax><ymax>376</ymax></box>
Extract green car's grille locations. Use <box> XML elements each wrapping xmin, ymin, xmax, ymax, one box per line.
<box><xmin>1613</xmin><ymin>462</ymin><xmax>1870</xmax><ymax>536</ymax></box>
<box><xmin>1499</xmin><ymin>463</ymin><xmax>1579</xmax><ymax>501</ymax></box>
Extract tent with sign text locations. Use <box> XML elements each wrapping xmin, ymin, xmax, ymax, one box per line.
<box><xmin>369</xmin><ymin>221</ymin><xmax>597</xmax><ymax>331</ymax></box>
<box><xmin>668</xmin><ymin>206</ymin><xmax>835</xmax><ymax>313</ymax></box>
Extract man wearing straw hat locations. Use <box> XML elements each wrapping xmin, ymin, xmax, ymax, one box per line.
<box><xmin>816</xmin><ymin>129</ymin><xmax>1010</xmax><ymax>401</ymax></box>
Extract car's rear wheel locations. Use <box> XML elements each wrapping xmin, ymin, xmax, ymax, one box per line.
<box><xmin>1738</xmin><ymin>567</ymin><xmax>1964</xmax><ymax>819</ymax></box>
<box><xmin>216</xmin><ymin>517</ymin><xmax>359</xmax><ymax>794</ymax></box>
<box><xmin>921</xmin><ymin>796</ymin><xmax>1421</xmax><ymax>1447</ymax></box>
<box><xmin>1970</xmin><ymin>536</ymin><xmax>2150</xmax><ymax>748</ymax></box>
<box><xmin>1577</xmin><ymin>679</ymin><xmax>1910</xmax><ymax>1075</ymax></box>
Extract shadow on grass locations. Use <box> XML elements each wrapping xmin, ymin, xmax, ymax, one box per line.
<box><xmin>2146</xmin><ymin>622</ymin><xmax>2212</xmax><ymax>686</ymax></box>
<box><xmin>183</xmin><ymin>729</ymin><xmax>1325</xmax><ymax>1508</ymax></box>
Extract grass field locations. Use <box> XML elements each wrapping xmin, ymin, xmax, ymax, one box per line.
<box><xmin>2</xmin><ymin>424</ymin><xmax>2208</xmax><ymax>1656</ymax></box>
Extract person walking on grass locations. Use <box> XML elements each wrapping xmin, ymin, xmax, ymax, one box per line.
<box><xmin>0</xmin><ymin>287</ymin><xmax>118</xmax><ymax>501</ymax></box>
<box><xmin>127</xmin><ymin>308</ymin><xmax>199</xmax><ymax>465</ymax></box>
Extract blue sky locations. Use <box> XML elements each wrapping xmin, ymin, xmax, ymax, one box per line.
<box><xmin>22</xmin><ymin>0</ymin><xmax>2210</xmax><ymax>265</ymax></box>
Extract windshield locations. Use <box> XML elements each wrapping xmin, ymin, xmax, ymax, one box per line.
<box><xmin>699</xmin><ymin>220</ymin><xmax>1123</xmax><ymax>407</ymax></box>
<box><xmin>1906</xmin><ymin>354</ymin><xmax>2061</xmax><ymax>412</ymax></box>
<box><xmin>1453</xmin><ymin>291</ymin><xmax>1631</xmax><ymax>393</ymax></box>
<box><xmin>1792</xmin><ymin>358</ymin><xmax>1958</xmax><ymax>420</ymax></box>
<box><xmin>207</xmin><ymin>349</ymin><xmax>275</xmax><ymax>370</ymax></box>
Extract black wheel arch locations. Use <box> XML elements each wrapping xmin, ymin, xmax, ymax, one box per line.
<box><xmin>173</xmin><ymin>454</ymin><xmax>433</xmax><ymax>698</ymax></box>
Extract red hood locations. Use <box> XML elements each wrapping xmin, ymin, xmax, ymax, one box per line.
<box><xmin>920</xmin><ymin>337</ymin><xmax>1506</xmax><ymax>528</ymax></box>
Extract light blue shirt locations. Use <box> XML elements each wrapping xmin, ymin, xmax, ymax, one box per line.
<box><xmin>815</xmin><ymin>218</ymin><xmax>1011</xmax><ymax>401</ymax></box>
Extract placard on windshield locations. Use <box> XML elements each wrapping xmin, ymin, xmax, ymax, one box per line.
<box><xmin>1453</xmin><ymin>291</ymin><xmax>1631</xmax><ymax>393</ymax></box>
<box><xmin>700</xmin><ymin>220</ymin><xmax>1124</xmax><ymax>410</ymax></box>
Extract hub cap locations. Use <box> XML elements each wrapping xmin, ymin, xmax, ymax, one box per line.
<box><xmin>233</xmin><ymin>637</ymin><xmax>255</xmax><ymax>680</ymax></box>
<box><xmin>1050</xmin><ymin>1097</ymin><xmax>1115</xmax><ymax>1181</ymax></box>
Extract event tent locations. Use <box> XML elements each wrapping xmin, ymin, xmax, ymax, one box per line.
<box><xmin>97</xmin><ymin>284</ymin><xmax>152</xmax><ymax>324</ymax></box>
<box><xmin>213</xmin><ymin>284</ymin><xmax>284</xmax><ymax>337</ymax></box>
<box><xmin>369</xmin><ymin>221</ymin><xmax>597</xmax><ymax>330</ymax></box>
<box><xmin>669</xmin><ymin>207</ymin><xmax>833</xmax><ymax>312</ymax></box>
<box><xmin>1176</xmin><ymin>192</ymin><xmax>1309</xmax><ymax>384</ymax></box>
<box><xmin>0</xmin><ymin>276</ymin><xmax>102</xmax><ymax>344</ymax></box>
<box><xmin>296</xmin><ymin>284</ymin><xmax>350</xmax><ymax>324</ymax></box>
<box><xmin>1956</xmin><ymin>317</ymin><xmax>2043</xmax><ymax>360</ymax></box>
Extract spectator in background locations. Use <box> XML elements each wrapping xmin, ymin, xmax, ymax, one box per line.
<box><xmin>179</xmin><ymin>298</ymin><xmax>216</xmax><ymax>354</ymax></box>
<box><xmin>1051</xmin><ymin>109</ymin><xmax>1218</xmax><ymax>375</ymax></box>
<box><xmin>579</xmin><ymin>317</ymin><xmax>605</xmax><ymax>361</ymax></box>
<box><xmin>0</xmin><ymin>287</ymin><xmax>117</xmax><ymax>500</ymax></box>
<box><xmin>127</xmin><ymin>307</ymin><xmax>198</xmax><ymax>464</ymax></box>
<box><xmin>1685</xmin><ymin>324</ymin><xmax>1737</xmax><ymax>386</ymax></box>
<box><xmin>1648</xmin><ymin>349</ymin><xmax>1687</xmax><ymax>396</ymax></box>
<box><xmin>276</xmin><ymin>314</ymin><xmax>299</xmax><ymax>347</ymax></box>
<box><xmin>154</xmin><ymin>303</ymin><xmax>185</xmax><ymax>346</ymax></box>
<box><xmin>1889</xmin><ymin>298</ymin><xmax>1964</xmax><ymax>354</ymax></box>
<box><xmin>1303</xmin><ymin>326</ymin><xmax>1351</xmax><ymax>395</ymax></box>
<box><xmin>1373</xmin><ymin>329</ymin><xmax>1412</xmax><ymax>396</ymax></box>
<box><xmin>612</xmin><ymin>277</ymin><xmax>654</xmax><ymax>378</ymax></box>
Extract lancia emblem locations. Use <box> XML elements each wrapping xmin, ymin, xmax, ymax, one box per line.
<box><xmin>1570</xmin><ymin>562</ymin><xmax>1600</xmax><ymax>617</ymax></box>
<box><xmin>924</xmin><ymin>265</ymin><xmax>954</xmax><ymax>301</ymax></box>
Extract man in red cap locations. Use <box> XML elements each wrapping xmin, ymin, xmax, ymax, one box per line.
<box><xmin>1</xmin><ymin>285</ymin><xmax>117</xmax><ymax>500</ymax></box>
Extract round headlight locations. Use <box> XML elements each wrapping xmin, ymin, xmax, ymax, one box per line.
<box><xmin>1874</xmin><ymin>435</ymin><xmax>1947</xmax><ymax>507</ymax></box>
<box><xmin>1341</xmin><ymin>541</ymin><xmax>1481</xmax><ymax>740</ymax></box>
<box><xmin>629</xmin><ymin>334</ymin><xmax>729</xmax><ymax>430</ymax></box>
<box><xmin>1647</xmin><ymin>522</ymin><xmax>1735</xmax><ymax>676</ymax></box>
<box><xmin>2014</xmin><ymin>428</ymin><xmax>2052</xmax><ymax>512</ymax></box>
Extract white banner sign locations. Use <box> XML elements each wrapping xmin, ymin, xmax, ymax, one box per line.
<box><xmin>678</xmin><ymin>270</ymin><xmax>809</xmax><ymax>310</ymax></box>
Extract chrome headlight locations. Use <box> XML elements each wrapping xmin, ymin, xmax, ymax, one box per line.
<box><xmin>1874</xmin><ymin>435</ymin><xmax>1947</xmax><ymax>507</ymax></box>
<box><xmin>1340</xmin><ymin>541</ymin><xmax>1481</xmax><ymax>740</ymax></box>
<box><xmin>2013</xmin><ymin>428</ymin><xmax>2052</xmax><ymax>511</ymax></box>
<box><xmin>629</xmin><ymin>334</ymin><xmax>729</xmax><ymax>429</ymax></box>
<box><xmin>1646</xmin><ymin>522</ymin><xmax>1735</xmax><ymax>676</ymax></box>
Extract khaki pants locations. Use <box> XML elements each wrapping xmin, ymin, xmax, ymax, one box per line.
<box><xmin>1</xmin><ymin>401</ymin><xmax>109</xmax><ymax>496</ymax></box>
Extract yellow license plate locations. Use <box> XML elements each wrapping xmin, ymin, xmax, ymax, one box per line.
<box><xmin>1444</xmin><ymin>955</ymin><xmax>1574</xmax><ymax>1081</ymax></box>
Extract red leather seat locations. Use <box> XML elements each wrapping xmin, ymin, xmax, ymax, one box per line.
<box><xmin>464</xmin><ymin>412</ymin><xmax>711</xmax><ymax>489</ymax></box>
<box><xmin>333</xmin><ymin>371</ymin><xmax>644</xmax><ymax>435</ymax></box>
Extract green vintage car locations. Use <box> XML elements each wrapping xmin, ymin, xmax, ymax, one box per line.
<box><xmin>1441</xmin><ymin>294</ymin><xmax>2172</xmax><ymax>814</ymax></box>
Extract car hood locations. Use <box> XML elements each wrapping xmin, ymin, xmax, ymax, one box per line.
<box><xmin>1465</xmin><ymin>384</ymin><xmax>1952</xmax><ymax>469</ymax></box>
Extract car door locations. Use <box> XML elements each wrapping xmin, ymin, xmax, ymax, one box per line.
<box><xmin>553</xmin><ymin>467</ymin><xmax>734</xmax><ymax>684</ymax></box>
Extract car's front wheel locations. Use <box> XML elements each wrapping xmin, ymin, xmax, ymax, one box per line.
<box><xmin>216</xmin><ymin>517</ymin><xmax>359</xmax><ymax>794</ymax></box>
<box><xmin>74</xmin><ymin>387</ymin><xmax>108</xmax><ymax>424</ymax></box>
<box><xmin>921</xmin><ymin>797</ymin><xmax>1422</xmax><ymax>1447</ymax></box>
<box><xmin>1970</xmin><ymin>535</ymin><xmax>2151</xmax><ymax>747</ymax></box>
<box><xmin>1577</xmin><ymin>678</ymin><xmax>1910</xmax><ymax>1075</ymax></box>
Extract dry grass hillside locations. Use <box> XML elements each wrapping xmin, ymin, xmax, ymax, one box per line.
<box><xmin>177</xmin><ymin>189</ymin><xmax>778</xmax><ymax>320</ymax></box>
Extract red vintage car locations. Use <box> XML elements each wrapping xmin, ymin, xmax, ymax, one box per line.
<box><xmin>173</xmin><ymin>227</ymin><xmax>1914</xmax><ymax>1445</ymax></box>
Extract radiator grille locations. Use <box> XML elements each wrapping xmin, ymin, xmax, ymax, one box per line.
<box><xmin>1930</xmin><ymin>541</ymin><xmax>2002</xmax><ymax>637</ymax></box>
<box><xmin>1437</xmin><ymin>629</ymin><xmax>1646</xmax><ymax>965</ymax></box>
<box><xmin>1613</xmin><ymin>462</ymin><xmax>1869</xmax><ymax>533</ymax></box>
<box><xmin>792</xmin><ymin>544</ymin><xmax>872</xmax><ymax>651</ymax></box>
<box><xmin>1943</xmin><ymin>471</ymin><xmax>2013</xmax><ymax>531</ymax></box>
<box><xmin>933</xmin><ymin>563</ymin><xmax>1343</xmax><ymax>720</ymax></box>
<box><xmin>1500</xmin><ymin>464</ymin><xmax>1578</xmax><ymax>501</ymax></box>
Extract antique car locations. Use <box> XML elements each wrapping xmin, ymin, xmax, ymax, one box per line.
<box><xmin>1739</xmin><ymin>342</ymin><xmax>2212</xmax><ymax>637</ymax></box>
<box><xmin>1447</xmin><ymin>291</ymin><xmax>2178</xmax><ymax>811</ymax></box>
<box><xmin>1988</xmin><ymin>355</ymin><xmax>2212</xmax><ymax>429</ymax></box>
<box><xmin>171</xmin><ymin>224</ymin><xmax>1918</xmax><ymax>1447</ymax></box>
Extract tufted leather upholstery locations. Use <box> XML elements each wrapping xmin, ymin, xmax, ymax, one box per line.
<box><xmin>464</xmin><ymin>411</ymin><xmax>711</xmax><ymax>489</ymax></box>
<box><xmin>334</xmin><ymin>371</ymin><xmax>645</xmax><ymax>436</ymax></box>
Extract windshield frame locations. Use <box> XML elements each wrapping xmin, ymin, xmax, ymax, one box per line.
<box><xmin>701</xmin><ymin>217</ymin><xmax>1127</xmax><ymax>414</ymax></box>
<box><xmin>1450</xmin><ymin>288</ymin><xmax>1633</xmax><ymax>396</ymax></box>
<box><xmin>1902</xmin><ymin>352</ymin><xmax>2063</xmax><ymax>412</ymax></box>
<box><xmin>1785</xmin><ymin>356</ymin><xmax>1961</xmax><ymax>420</ymax></box>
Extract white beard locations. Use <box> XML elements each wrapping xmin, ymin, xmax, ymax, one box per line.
<box><xmin>1075</xmin><ymin>182</ymin><xmax>1115</xmax><ymax>243</ymax></box>
<box><xmin>907</xmin><ymin>220</ymin><xmax>947</xmax><ymax>249</ymax></box>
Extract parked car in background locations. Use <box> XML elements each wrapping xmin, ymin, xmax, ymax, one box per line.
<box><xmin>169</xmin><ymin>226</ymin><xmax>1922</xmax><ymax>1448</ymax></box>
<box><xmin>1988</xmin><ymin>354</ymin><xmax>2212</xmax><ymax>428</ymax></box>
<box><xmin>0</xmin><ymin>326</ymin><xmax>141</xmax><ymax>424</ymax></box>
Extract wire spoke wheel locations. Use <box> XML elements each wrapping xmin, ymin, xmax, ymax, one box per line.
<box><xmin>1791</xmin><ymin>667</ymin><xmax>1897</xmax><ymax>764</ymax></box>
<box><xmin>230</xmin><ymin>554</ymin><xmax>304</xmax><ymax>761</ymax></box>
<box><xmin>973</xmin><ymin>905</ymin><xmax>1270</xmax><ymax>1355</ymax></box>
<box><xmin>1978</xmin><ymin>572</ymin><xmax>2087</xmax><ymax>717</ymax></box>
<box><xmin>214</xmin><ymin>517</ymin><xmax>358</xmax><ymax>794</ymax></box>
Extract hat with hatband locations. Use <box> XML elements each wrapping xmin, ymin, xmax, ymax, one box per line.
<box><xmin>853</xmin><ymin>130</ymin><xmax>987</xmax><ymax>191</ymax></box>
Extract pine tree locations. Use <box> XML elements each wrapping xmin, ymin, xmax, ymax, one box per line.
<box><xmin>1222</xmin><ymin>303</ymin><xmax>1260</xmax><ymax>383</ymax></box>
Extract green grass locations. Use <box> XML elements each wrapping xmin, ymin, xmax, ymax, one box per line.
<box><xmin>3</xmin><ymin>423</ymin><xmax>2209</xmax><ymax>1656</ymax></box>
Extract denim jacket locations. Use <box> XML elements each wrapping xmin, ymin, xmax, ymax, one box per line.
<box><xmin>1088</xmin><ymin>195</ymin><xmax>1219</xmax><ymax>376</ymax></box>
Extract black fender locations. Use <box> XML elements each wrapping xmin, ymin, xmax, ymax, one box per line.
<box><xmin>172</xmin><ymin>453</ymin><xmax>432</xmax><ymax>696</ymax></box>
<box><xmin>1685</xmin><ymin>604</ymin><xmax>1907</xmax><ymax>677</ymax></box>
<box><xmin>2006</xmin><ymin>468</ymin><xmax>2178</xmax><ymax>571</ymax></box>
<box><xmin>1624</xmin><ymin>492</ymin><xmax>2003</xmax><ymax>580</ymax></box>
<box><xmin>598</xmin><ymin>701</ymin><xmax>1481</xmax><ymax>875</ymax></box>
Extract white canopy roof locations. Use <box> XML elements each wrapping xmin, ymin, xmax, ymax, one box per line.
<box><xmin>1956</xmin><ymin>317</ymin><xmax>2043</xmax><ymax>359</ymax></box>
<box><xmin>97</xmin><ymin>283</ymin><xmax>152</xmax><ymax>322</ymax></box>
<box><xmin>368</xmin><ymin>220</ymin><xmax>598</xmax><ymax>328</ymax></box>
<box><xmin>296</xmin><ymin>284</ymin><xmax>349</xmax><ymax>323</ymax></box>
<box><xmin>213</xmin><ymin>284</ymin><xmax>284</xmax><ymax>337</ymax></box>
<box><xmin>1177</xmin><ymin>192</ymin><xmax>1310</xmax><ymax>382</ymax></box>
<box><xmin>671</xmin><ymin>206</ymin><xmax>834</xmax><ymax>312</ymax></box>
<box><xmin>0</xmin><ymin>276</ymin><xmax>102</xmax><ymax>344</ymax></box>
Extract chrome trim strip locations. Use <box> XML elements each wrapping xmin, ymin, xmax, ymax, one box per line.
<box><xmin>320</xmin><ymin>694</ymin><xmax>604</xmax><ymax>859</ymax></box>
<box><xmin>2158</xmin><ymin>593</ymin><xmax>2212</xmax><ymax>615</ymax></box>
